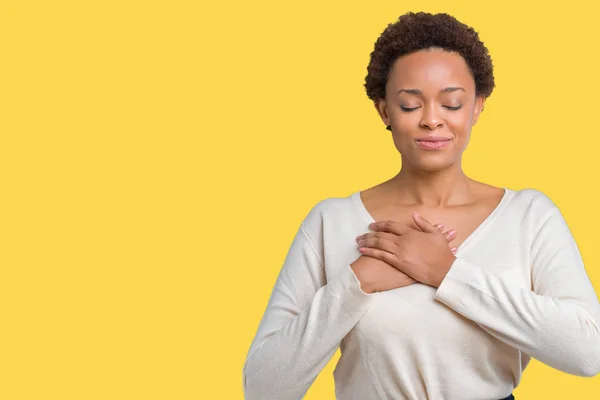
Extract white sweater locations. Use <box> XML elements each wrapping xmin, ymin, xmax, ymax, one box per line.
<box><xmin>242</xmin><ymin>188</ymin><xmax>600</xmax><ymax>400</ymax></box>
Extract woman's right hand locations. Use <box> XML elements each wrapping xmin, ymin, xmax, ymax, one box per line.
<box><xmin>350</xmin><ymin>223</ymin><xmax>456</xmax><ymax>294</ymax></box>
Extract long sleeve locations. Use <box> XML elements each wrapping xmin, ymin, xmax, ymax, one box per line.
<box><xmin>242</xmin><ymin>213</ymin><xmax>378</xmax><ymax>399</ymax></box>
<box><xmin>434</xmin><ymin>206</ymin><xmax>600</xmax><ymax>377</ymax></box>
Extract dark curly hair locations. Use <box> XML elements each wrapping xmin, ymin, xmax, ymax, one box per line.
<box><xmin>364</xmin><ymin>12</ymin><xmax>495</xmax><ymax>103</ymax></box>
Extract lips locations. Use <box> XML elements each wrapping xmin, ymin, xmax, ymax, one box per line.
<box><xmin>415</xmin><ymin>137</ymin><xmax>452</xmax><ymax>150</ymax></box>
<box><xmin>415</xmin><ymin>137</ymin><xmax>451</xmax><ymax>142</ymax></box>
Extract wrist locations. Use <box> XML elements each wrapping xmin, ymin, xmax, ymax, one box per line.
<box><xmin>436</xmin><ymin>254</ymin><xmax>456</xmax><ymax>287</ymax></box>
<box><xmin>350</xmin><ymin>262</ymin><xmax>375</xmax><ymax>294</ymax></box>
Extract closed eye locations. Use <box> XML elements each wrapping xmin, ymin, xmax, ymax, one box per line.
<box><xmin>400</xmin><ymin>105</ymin><xmax>463</xmax><ymax>112</ymax></box>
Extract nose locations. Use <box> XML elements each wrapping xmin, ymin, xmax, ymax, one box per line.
<box><xmin>420</xmin><ymin>104</ymin><xmax>444</xmax><ymax>130</ymax></box>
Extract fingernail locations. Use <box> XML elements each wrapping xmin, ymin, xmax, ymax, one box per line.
<box><xmin>448</xmin><ymin>229</ymin><xmax>456</xmax><ymax>236</ymax></box>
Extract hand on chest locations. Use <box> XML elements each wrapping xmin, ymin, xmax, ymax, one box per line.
<box><xmin>373</xmin><ymin>203</ymin><xmax>496</xmax><ymax>252</ymax></box>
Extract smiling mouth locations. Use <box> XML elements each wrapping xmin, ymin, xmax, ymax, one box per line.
<box><xmin>415</xmin><ymin>138</ymin><xmax>452</xmax><ymax>150</ymax></box>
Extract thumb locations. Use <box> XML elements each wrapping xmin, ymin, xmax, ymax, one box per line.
<box><xmin>412</xmin><ymin>211</ymin><xmax>438</xmax><ymax>234</ymax></box>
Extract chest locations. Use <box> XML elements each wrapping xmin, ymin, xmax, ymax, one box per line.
<box><xmin>369</xmin><ymin>203</ymin><xmax>498</xmax><ymax>251</ymax></box>
<box><xmin>340</xmin><ymin>222</ymin><xmax>532</xmax><ymax>357</ymax></box>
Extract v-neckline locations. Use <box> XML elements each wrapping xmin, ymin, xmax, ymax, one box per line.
<box><xmin>351</xmin><ymin>188</ymin><xmax>513</xmax><ymax>255</ymax></box>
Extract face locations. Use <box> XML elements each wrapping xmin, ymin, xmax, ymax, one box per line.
<box><xmin>375</xmin><ymin>48</ymin><xmax>485</xmax><ymax>172</ymax></box>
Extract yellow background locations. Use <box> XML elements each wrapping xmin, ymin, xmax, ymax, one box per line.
<box><xmin>1</xmin><ymin>0</ymin><xmax>599</xmax><ymax>399</ymax></box>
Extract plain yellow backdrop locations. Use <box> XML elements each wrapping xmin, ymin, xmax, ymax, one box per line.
<box><xmin>1</xmin><ymin>0</ymin><xmax>599</xmax><ymax>399</ymax></box>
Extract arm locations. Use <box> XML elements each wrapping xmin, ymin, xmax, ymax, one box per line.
<box><xmin>242</xmin><ymin>216</ymin><xmax>377</xmax><ymax>399</ymax></box>
<box><xmin>434</xmin><ymin>207</ymin><xmax>600</xmax><ymax>377</ymax></box>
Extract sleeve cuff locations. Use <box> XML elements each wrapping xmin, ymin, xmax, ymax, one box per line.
<box><xmin>328</xmin><ymin>264</ymin><xmax>378</xmax><ymax>315</ymax></box>
<box><xmin>434</xmin><ymin>257</ymin><xmax>477</xmax><ymax>310</ymax></box>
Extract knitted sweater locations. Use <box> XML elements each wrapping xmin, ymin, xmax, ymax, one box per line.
<box><xmin>243</xmin><ymin>188</ymin><xmax>600</xmax><ymax>400</ymax></box>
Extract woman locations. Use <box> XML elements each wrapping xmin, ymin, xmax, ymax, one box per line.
<box><xmin>242</xmin><ymin>12</ymin><xmax>600</xmax><ymax>400</ymax></box>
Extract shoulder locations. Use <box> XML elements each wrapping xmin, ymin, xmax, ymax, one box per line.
<box><xmin>301</xmin><ymin>193</ymin><xmax>360</xmax><ymax>240</ymax></box>
<box><xmin>301</xmin><ymin>193</ymin><xmax>354</xmax><ymax>232</ymax></box>
<box><xmin>508</xmin><ymin>187</ymin><xmax>560</xmax><ymax>216</ymax></box>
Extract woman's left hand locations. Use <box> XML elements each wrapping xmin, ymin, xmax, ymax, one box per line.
<box><xmin>355</xmin><ymin>211</ymin><xmax>457</xmax><ymax>288</ymax></box>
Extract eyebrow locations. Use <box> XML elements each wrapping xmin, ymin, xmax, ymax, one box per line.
<box><xmin>396</xmin><ymin>87</ymin><xmax>466</xmax><ymax>95</ymax></box>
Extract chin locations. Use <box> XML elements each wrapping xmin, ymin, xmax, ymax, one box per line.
<box><xmin>408</xmin><ymin>156</ymin><xmax>455</xmax><ymax>172</ymax></box>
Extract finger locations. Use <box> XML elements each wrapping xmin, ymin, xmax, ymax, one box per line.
<box><xmin>412</xmin><ymin>211</ymin><xmax>438</xmax><ymax>234</ymax></box>
<box><xmin>356</xmin><ymin>231</ymin><xmax>400</xmax><ymax>244</ymax></box>
<box><xmin>434</xmin><ymin>223</ymin><xmax>444</xmax><ymax>232</ymax></box>
<box><xmin>357</xmin><ymin>235</ymin><xmax>401</xmax><ymax>255</ymax></box>
<box><xmin>368</xmin><ymin>220</ymin><xmax>411</xmax><ymax>236</ymax></box>
<box><xmin>358</xmin><ymin>246</ymin><xmax>415</xmax><ymax>279</ymax></box>
<box><xmin>358</xmin><ymin>246</ymin><xmax>403</xmax><ymax>269</ymax></box>
<box><xmin>443</xmin><ymin>229</ymin><xmax>457</xmax><ymax>243</ymax></box>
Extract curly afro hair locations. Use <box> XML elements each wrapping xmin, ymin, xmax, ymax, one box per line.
<box><xmin>364</xmin><ymin>12</ymin><xmax>495</xmax><ymax>103</ymax></box>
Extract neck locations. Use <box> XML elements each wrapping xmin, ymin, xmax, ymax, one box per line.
<box><xmin>390</xmin><ymin>163</ymin><xmax>474</xmax><ymax>207</ymax></box>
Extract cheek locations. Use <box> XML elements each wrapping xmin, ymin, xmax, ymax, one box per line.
<box><xmin>447</xmin><ymin>115</ymin><xmax>473</xmax><ymax>137</ymax></box>
<box><xmin>391</xmin><ymin>134</ymin><xmax>418</xmax><ymax>156</ymax></box>
<box><xmin>394</xmin><ymin>117</ymin><xmax>419</xmax><ymax>135</ymax></box>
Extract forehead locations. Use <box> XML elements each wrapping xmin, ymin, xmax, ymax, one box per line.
<box><xmin>387</xmin><ymin>49</ymin><xmax>475</xmax><ymax>94</ymax></box>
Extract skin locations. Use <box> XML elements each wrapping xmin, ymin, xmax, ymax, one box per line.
<box><xmin>380</xmin><ymin>47</ymin><xmax>485</xmax><ymax>178</ymax></box>
<box><xmin>350</xmin><ymin>47</ymin><xmax>505</xmax><ymax>293</ymax></box>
